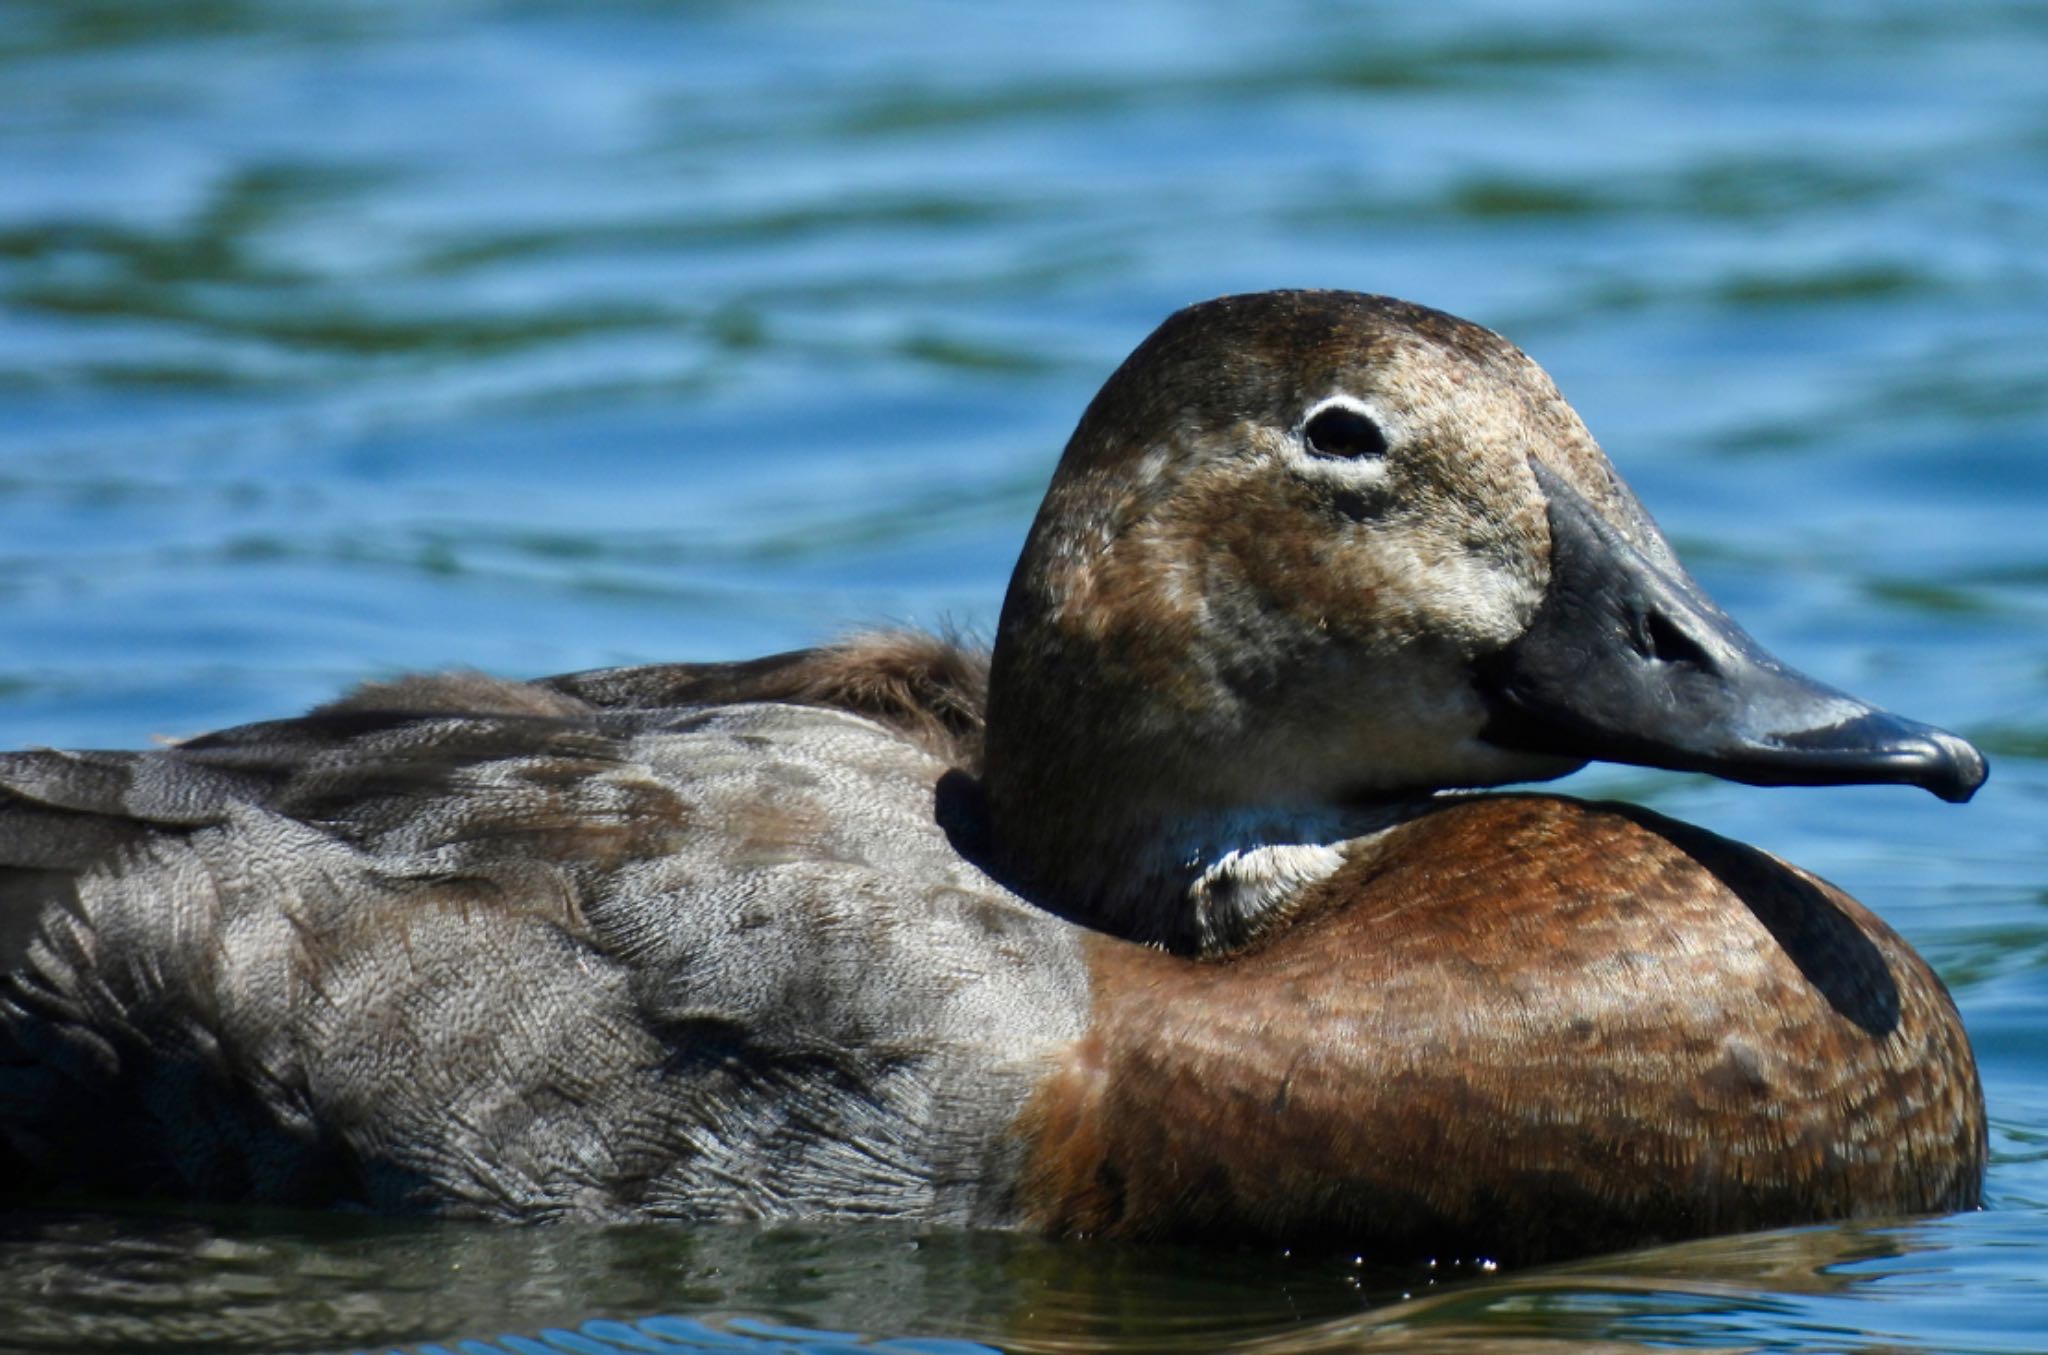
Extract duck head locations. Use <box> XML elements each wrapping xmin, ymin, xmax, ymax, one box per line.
<box><xmin>979</xmin><ymin>290</ymin><xmax>1984</xmax><ymax>951</ymax></box>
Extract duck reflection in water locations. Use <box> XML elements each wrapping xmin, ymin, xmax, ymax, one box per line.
<box><xmin>0</xmin><ymin>291</ymin><xmax>1987</xmax><ymax>1266</ymax></box>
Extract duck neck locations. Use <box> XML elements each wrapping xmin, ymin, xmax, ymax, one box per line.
<box><xmin>986</xmin><ymin>793</ymin><xmax>1364</xmax><ymax>955</ymax></box>
<box><xmin>978</xmin><ymin>643</ymin><xmax>1407</xmax><ymax>955</ymax></box>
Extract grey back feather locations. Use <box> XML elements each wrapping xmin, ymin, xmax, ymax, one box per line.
<box><xmin>0</xmin><ymin>642</ymin><xmax>1088</xmax><ymax>1225</ymax></box>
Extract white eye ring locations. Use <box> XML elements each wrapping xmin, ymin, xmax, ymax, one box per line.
<box><xmin>1286</xmin><ymin>396</ymin><xmax>1397</xmax><ymax>503</ymax></box>
<box><xmin>1298</xmin><ymin>395</ymin><xmax>1390</xmax><ymax>461</ymax></box>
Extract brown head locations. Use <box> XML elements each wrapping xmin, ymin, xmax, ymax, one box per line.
<box><xmin>980</xmin><ymin>291</ymin><xmax>1983</xmax><ymax>950</ymax></box>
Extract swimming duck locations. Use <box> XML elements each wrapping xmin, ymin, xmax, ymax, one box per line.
<box><xmin>0</xmin><ymin>291</ymin><xmax>1986</xmax><ymax>1265</ymax></box>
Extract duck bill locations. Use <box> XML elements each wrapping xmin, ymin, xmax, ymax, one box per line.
<box><xmin>1475</xmin><ymin>460</ymin><xmax>1987</xmax><ymax>803</ymax></box>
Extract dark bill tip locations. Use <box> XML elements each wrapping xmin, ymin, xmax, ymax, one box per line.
<box><xmin>1476</xmin><ymin>459</ymin><xmax>1990</xmax><ymax>804</ymax></box>
<box><xmin>1759</xmin><ymin>711</ymin><xmax>1987</xmax><ymax>803</ymax></box>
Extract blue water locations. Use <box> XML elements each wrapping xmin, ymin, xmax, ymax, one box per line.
<box><xmin>1</xmin><ymin>2</ymin><xmax>2045</xmax><ymax>1351</ymax></box>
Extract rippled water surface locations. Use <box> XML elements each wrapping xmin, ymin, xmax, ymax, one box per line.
<box><xmin>2</xmin><ymin>1</ymin><xmax>2045</xmax><ymax>1351</ymax></box>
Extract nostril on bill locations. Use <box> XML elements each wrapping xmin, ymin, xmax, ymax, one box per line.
<box><xmin>1643</xmin><ymin>609</ymin><xmax>1714</xmax><ymax>671</ymax></box>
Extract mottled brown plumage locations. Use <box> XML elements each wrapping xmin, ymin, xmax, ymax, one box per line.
<box><xmin>0</xmin><ymin>290</ymin><xmax>1986</xmax><ymax>1264</ymax></box>
<box><xmin>541</xmin><ymin>631</ymin><xmax>989</xmax><ymax>771</ymax></box>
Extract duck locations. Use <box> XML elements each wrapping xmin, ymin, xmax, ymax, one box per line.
<box><xmin>0</xmin><ymin>290</ymin><xmax>1987</xmax><ymax>1266</ymax></box>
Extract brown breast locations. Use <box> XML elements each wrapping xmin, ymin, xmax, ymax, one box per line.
<box><xmin>1011</xmin><ymin>793</ymin><xmax>1984</xmax><ymax>1264</ymax></box>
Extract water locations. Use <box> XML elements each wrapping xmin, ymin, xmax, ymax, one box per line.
<box><xmin>1</xmin><ymin>1</ymin><xmax>2044</xmax><ymax>1350</ymax></box>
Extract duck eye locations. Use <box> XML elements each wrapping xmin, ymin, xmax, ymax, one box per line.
<box><xmin>1303</xmin><ymin>404</ymin><xmax>1388</xmax><ymax>460</ymax></box>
